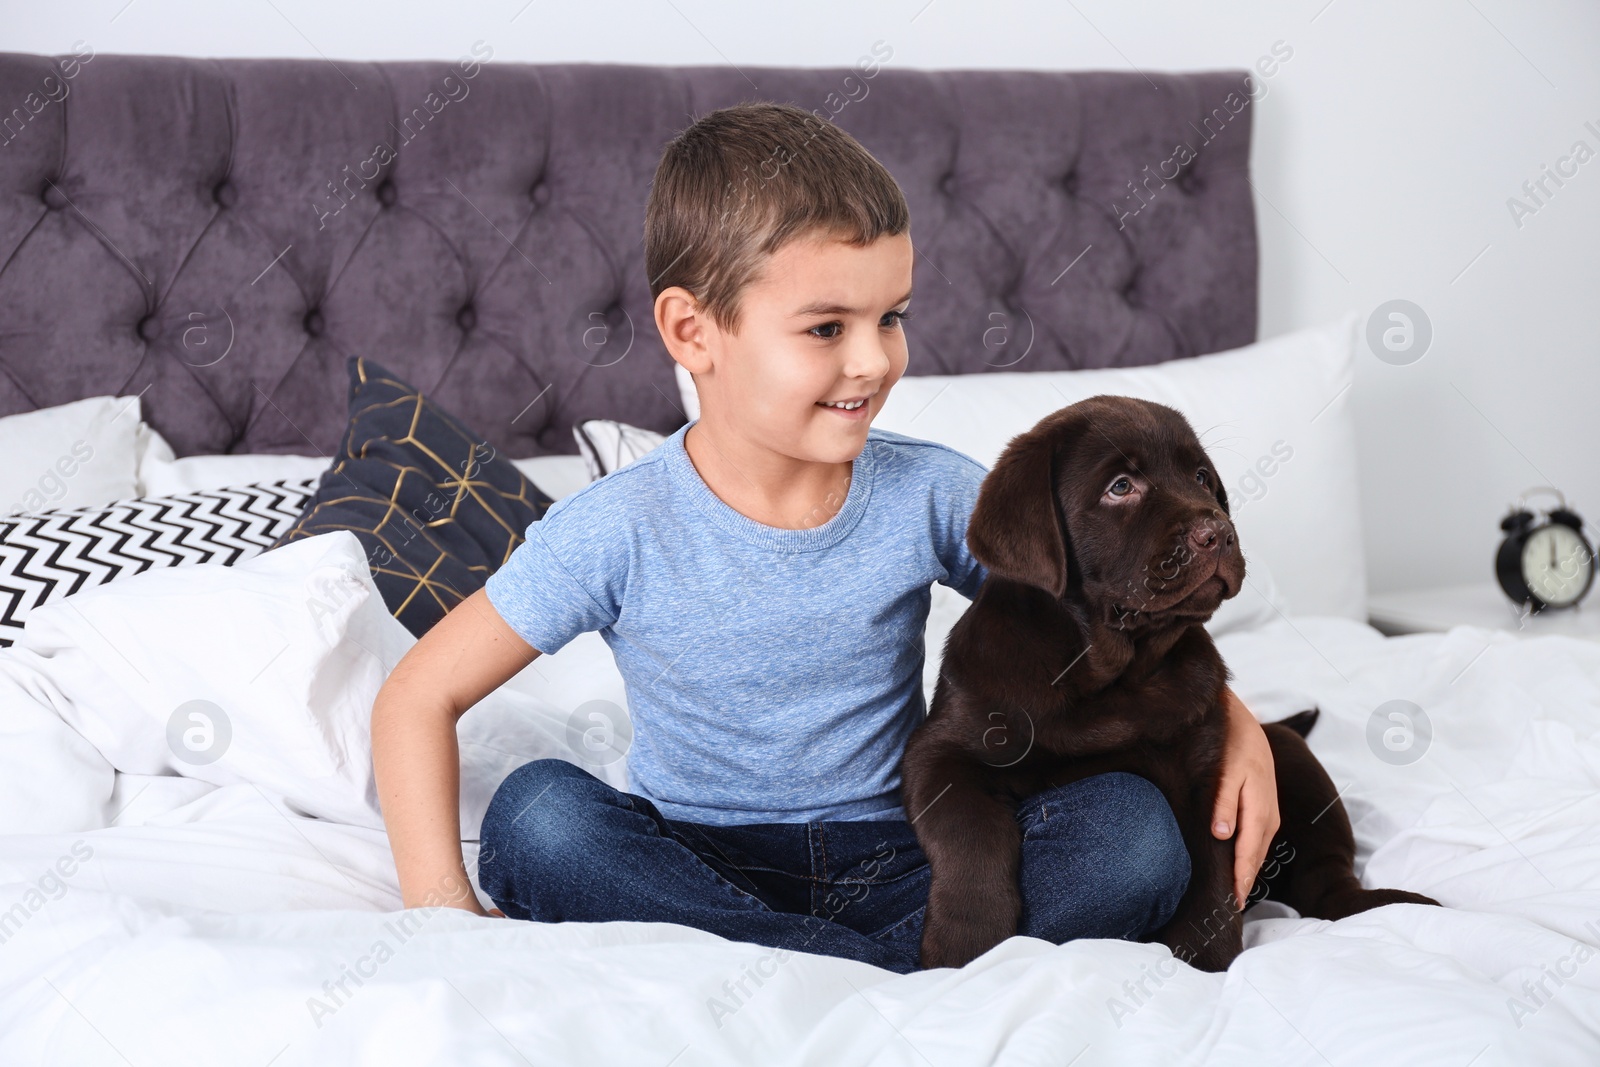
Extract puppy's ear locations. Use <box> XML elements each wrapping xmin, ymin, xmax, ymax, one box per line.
<box><xmin>967</xmin><ymin>425</ymin><xmax>1070</xmax><ymax>600</ymax></box>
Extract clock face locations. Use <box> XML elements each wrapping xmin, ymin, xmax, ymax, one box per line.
<box><xmin>1521</xmin><ymin>524</ymin><xmax>1594</xmax><ymax>607</ymax></box>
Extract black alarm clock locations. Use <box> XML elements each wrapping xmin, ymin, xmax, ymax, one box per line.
<box><xmin>1496</xmin><ymin>487</ymin><xmax>1595</xmax><ymax>612</ymax></box>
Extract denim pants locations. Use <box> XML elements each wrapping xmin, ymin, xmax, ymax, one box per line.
<box><xmin>477</xmin><ymin>759</ymin><xmax>1191</xmax><ymax>975</ymax></box>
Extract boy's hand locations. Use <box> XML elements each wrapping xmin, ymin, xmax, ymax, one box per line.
<box><xmin>1213</xmin><ymin>686</ymin><xmax>1280</xmax><ymax>910</ymax></box>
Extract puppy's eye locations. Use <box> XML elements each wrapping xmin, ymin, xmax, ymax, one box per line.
<box><xmin>1196</xmin><ymin>468</ymin><xmax>1209</xmax><ymax>485</ymax></box>
<box><xmin>1108</xmin><ymin>476</ymin><xmax>1133</xmax><ymax>497</ymax></box>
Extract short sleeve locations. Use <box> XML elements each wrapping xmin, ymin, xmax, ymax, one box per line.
<box><xmin>484</xmin><ymin>486</ymin><xmax>626</xmax><ymax>655</ymax></box>
<box><xmin>934</xmin><ymin>447</ymin><xmax>990</xmax><ymax>601</ymax></box>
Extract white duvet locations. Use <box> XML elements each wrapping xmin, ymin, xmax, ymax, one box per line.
<box><xmin>0</xmin><ymin>532</ymin><xmax>1596</xmax><ymax>1066</ymax></box>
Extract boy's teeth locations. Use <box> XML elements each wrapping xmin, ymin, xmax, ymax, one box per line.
<box><xmin>821</xmin><ymin>399</ymin><xmax>865</xmax><ymax>410</ymax></box>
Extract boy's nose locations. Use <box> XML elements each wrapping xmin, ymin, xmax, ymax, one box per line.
<box><xmin>844</xmin><ymin>335</ymin><xmax>896</xmax><ymax>379</ymax></box>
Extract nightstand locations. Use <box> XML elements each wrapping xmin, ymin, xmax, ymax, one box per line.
<box><xmin>1367</xmin><ymin>580</ymin><xmax>1600</xmax><ymax>642</ymax></box>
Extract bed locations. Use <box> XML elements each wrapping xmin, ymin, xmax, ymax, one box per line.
<box><xmin>0</xmin><ymin>50</ymin><xmax>1597</xmax><ymax>1066</ymax></box>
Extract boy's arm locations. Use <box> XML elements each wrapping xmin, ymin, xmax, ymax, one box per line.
<box><xmin>371</xmin><ymin>586</ymin><xmax>541</xmax><ymax>914</ymax></box>
<box><xmin>1215</xmin><ymin>686</ymin><xmax>1281</xmax><ymax>909</ymax></box>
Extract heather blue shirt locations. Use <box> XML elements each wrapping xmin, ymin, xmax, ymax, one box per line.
<box><xmin>484</xmin><ymin>418</ymin><xmax>989</xmax><ymax>826</ymax></box>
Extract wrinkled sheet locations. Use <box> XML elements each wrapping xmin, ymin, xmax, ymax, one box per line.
<box><xmin>2</xmin><ymin>616</ymin><xmax>1598</xmax><ymax>1065</ymax></box>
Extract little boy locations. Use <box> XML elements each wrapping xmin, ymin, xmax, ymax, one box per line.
<box><xmin>370</xmin><ymin>102</ymin><xmax>1279</xmax><ymax>974</ymax></box>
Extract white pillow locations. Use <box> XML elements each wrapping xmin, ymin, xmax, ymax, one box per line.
<box><xmin>510</xmin><ymin>454</ymin><xmax>594</xmax><ymax>501</ymax></box>
<box><xmin>0</xmin><ymin>395</ymin><xmax>145</xmax><ymax>515</ymax></box>
<box><xmin>14</xmin><ymin>531</ymin><xmax>409</xmax><ymax>828</ymax></box>
<box><xmin>573</xmin><ymin>419</ymin><xmax>668</xmax><ymax>480</ymax></box>
<box><xmin>135</xmin><ymin>425</ymin><xmax>331</xmax><ymax>497</ymax></box>
<box><xmin>871</xmin><ymin>313</ymin><xmax>1366</xmax><ymax>621</ymax></box>
<box><xmin>10</xmin><ymin>527</ymin><xmax>631</xmax><ymax>837</ymax></box>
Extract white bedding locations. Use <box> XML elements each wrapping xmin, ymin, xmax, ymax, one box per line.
<box><xmin>1</xmin><ymin>543</ymin><xmax>1597</xmax><ymax>1065</ymax></box>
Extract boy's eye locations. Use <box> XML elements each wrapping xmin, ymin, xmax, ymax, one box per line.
<box><xmin>805</xmin><ymin>309</ymin><xmax>911</xmax><ymax>341</ymax></box>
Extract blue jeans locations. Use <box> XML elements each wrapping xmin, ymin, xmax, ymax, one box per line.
<box><xmin>477</xmin><ymin>759</ymin><xmax>1191</xmax><ymax>975</ymax></box>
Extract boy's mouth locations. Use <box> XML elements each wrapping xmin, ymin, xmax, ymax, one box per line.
<box><xmin>817</xmin><ymin>394</ymin><xmax>873</xmax><ymax>418</ymax></box>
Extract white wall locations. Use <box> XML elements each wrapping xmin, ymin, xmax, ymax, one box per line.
<box><xmin>9</xmin><ymin>1</ymin><xmax>1599</xmax><ymax>602</ymax></box>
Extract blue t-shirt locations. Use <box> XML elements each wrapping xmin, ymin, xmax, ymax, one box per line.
<box><xmin>484</xmin><ymin>418</ymin><xmax>990</xmax><ymax>826</ymax></box>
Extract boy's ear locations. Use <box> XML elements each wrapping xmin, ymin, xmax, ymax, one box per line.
<box><xmin>966</xmin><ymin>421</ymin><xmax>1072</xmax><ymax>601</ymax></box>
<box><xmin>654</xmin><ymin>286</ymin><xmax>712</xmax><ymax>374</ymax></box>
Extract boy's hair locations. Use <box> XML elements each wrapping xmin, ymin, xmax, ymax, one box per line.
<box><xmin>645</xmin><ymin>101</ymin><xmax>910</xmax><ymax>334</ymax></box>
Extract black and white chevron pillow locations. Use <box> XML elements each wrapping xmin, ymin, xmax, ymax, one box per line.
<box><xmin>0</xmin><ymin>477</ymin><xmax>319</xmax><ymax>647</ymax></box>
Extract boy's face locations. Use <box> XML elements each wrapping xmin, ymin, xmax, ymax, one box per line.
<box><xmin>676</xmin><ymin>231</ymin><xmax>914</xmax><ymax>465</ymax></box>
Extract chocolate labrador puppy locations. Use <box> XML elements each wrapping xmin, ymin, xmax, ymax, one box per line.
<box><xmin>901</xmin><ymin>395</ymin><xmax>1439</xmax><ymax>971</ymax></box>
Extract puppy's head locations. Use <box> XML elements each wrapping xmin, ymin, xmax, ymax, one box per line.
<box><xmin>967</xmin><ymin>395</ymin><xmax>1244</xmax><ymax>632</ymax></box>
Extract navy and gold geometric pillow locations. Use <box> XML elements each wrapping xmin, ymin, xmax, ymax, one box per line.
<box><xmin>271</xmin><ymin>356</ymin><xmax>554</xmax><ymax>637</ymax></box>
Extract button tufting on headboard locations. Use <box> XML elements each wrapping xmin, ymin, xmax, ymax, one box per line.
<box><xmin>40</xmin><ymin>178</ymin><xmax>68</xmax><ymax>210</ymax></box>
<box><xmin>0</xmin><ymin>56</ymin><xmax>1258</xmax><ymax>458</ymax></box>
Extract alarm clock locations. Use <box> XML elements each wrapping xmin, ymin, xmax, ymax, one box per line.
<box><xmin>1496</xmin><ymin>487</ymin><xmax>1595</xmax><ymax>612</ymax></box>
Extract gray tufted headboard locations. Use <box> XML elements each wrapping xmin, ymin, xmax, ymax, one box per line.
<box><xmin>0</xmin><ymin>51</ymin><xmax>1257</xmax><ymax>459</ymax></box>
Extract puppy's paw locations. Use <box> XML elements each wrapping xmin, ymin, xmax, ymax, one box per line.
<box><xmin>1161</xmin><ymin>918</ymin><xmax>1243</xmax><ymax>973</ymax></box>
<box><xmin>919</xmin><ymin>919</ymin><xmax>1006</xmax><ymax>970</ymax></box>
<box><xmin>919</xmin><ymin>893</ymin><xmax>1020</xmax><ymax>970</ymax></box>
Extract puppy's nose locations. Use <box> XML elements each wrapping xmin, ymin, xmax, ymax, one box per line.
<box><xmin>1186</xmin><ymin>516</ymin><xmax>1235</xmax><ymax>556</ymax></box>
